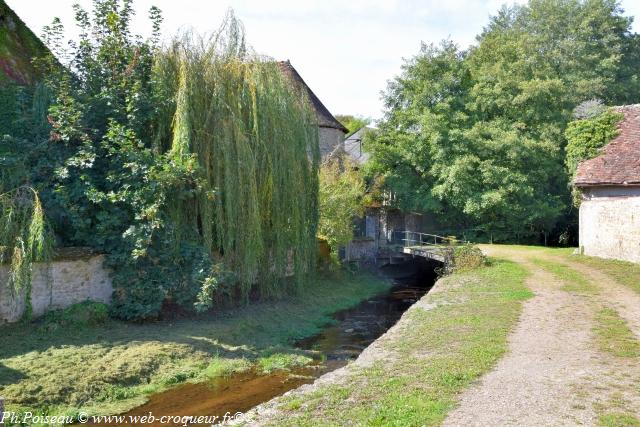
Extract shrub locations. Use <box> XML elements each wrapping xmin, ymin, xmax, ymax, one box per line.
<box><xmin>38</xmin><ymin>301</ymin><xmax>109</xmax><ymax>331</ymax></box>
<box><xmin>318</xmin><ymin>155</ymin><xmax>366</xmax><ymax>255</ymax></box>
<box><xmin>440</xmin><ymin>244</ymin><xmax>487</xmax><ymax>275</ymax></box>
<box><xmin>452</xmin><ymin>245</ymin><xmax>487</xmax><ymax>272</ymax></box>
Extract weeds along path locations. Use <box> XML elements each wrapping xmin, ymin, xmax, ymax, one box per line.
<box><xmin>444</xmin><ymin>245</ymin><xmax>640</xmax><ymax>427</ymax></box>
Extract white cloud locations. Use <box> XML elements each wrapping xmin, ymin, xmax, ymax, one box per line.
<box><xmin>7</xmin><ymin>0</ymin><xmax>640</xmax><ymax>120</ymax></box>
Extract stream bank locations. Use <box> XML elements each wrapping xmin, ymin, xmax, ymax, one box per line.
<box><xmin>109</xmin><ymin>258</ymin><xmax>439</xmax><ymax>426</ymax></box>
<box><xmin>236</xmin><ymin>257</ymin><xmax>531</xmax><ymax>426</ymax></box>
<box><xmin>0</xmin><ymin>272</ymin><xmax>390</xmax><ymax>422</ymax></box>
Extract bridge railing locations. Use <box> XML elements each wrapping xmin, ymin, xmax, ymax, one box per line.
<box><xmin>390</xmin><ymin>231</ymin><xmax>461</xmax><ymax>248</ymax></box>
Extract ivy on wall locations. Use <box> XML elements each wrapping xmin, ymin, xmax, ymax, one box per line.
<box><xmin>565</xmin><ymin>107</ymin><xmax>623</xmax><ymax>205</ymax></box>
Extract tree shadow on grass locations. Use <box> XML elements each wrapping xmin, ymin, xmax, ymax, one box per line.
<box><xmin>0</xmin><ymin>317</ymin><xmax>258</xmax><ymax>362</ymax></box>
<box><xmin>0</xmin><ymin>296</ymin><xmax>325</xmax><ymax>365</ymax></box>
<box><xmin>0</xmin><ymin>362</ymin><xmax>25</xmax><ymax>386</ymax></box>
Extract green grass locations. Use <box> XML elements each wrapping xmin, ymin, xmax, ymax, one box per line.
<box><xmin>0</xmin><ymin>271</ymin><xmax>389</xmax><ymax>420</ymax></box>
<box><xmin>570</xmin><ymin>255</ymin><xmax>640</xmax><ymax>295</ymax></box>
<box><xmin>258</xmin><ymin>353</ymin><xmax>313</xmax><ymax>374</ymax></box>
<box><xmin>528</xmin><ymin>251</ymin><xmax>640</xmax><ymax>359</ymax></box>
<box><xmin>599</xmin><ymin>413</ymin><xmax>640</xmax><ymax>427</ymax></box>
<box><xmin>203</xmin><ymin>357</ymin><xmax>252</xmax><ymax>379</ymax></box>
<box><xmin>594</xmin><ymin>308</ymin><xmax>640</xmax><ymax>358</ymax></box>
<box><xmin>531</xmin><ymin>257</ymin><xmax>598</xmax><ymax>294</ymax></box>
<box><xmin>256</xmin><ymin>258</ymin><xmax>532</xmax><ymax>426</ymax></box>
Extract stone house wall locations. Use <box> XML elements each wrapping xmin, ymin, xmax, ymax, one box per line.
<box><xmin>579</xmin><ymin>186</ymin><xmax>640</xmax><ymax>263</ymax></box>
<box><xmin>345</xmin><ymin>238</ymin><xmax>378</xmax><ymax>262</ymax></box>
<box><xmin>319</xmin><ymin>126</ymin><xmax>345</xmax><ymax>158</ymax></box>
<box><xmin>0</xmin><ymin>253</ymin><xmax>112</xmax><ymax>323</ymax></box>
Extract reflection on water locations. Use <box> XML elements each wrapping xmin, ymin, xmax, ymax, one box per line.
<box><xmin>111</xmin><ymin>263</ymin><xmax>435</xmax><ymax>426</ymax></box>
<box><xmin>296</xmin><ymin>280</ymin><xmax>429</xmax><ymax>361</ymax></box>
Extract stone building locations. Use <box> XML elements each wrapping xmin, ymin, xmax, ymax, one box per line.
<box><xmin>574</xmin><ymin>104</ymin><xmax>640</xmax><ymax>263</ymax></box>
<box><xmin>278</xmin><ymin>60</ymin><xmax>348</xmax><ymax>157</ymax></box>
<box><xmin>342</xmin><ymin>127</ymin><xmax>440</xmax><ymax>261</ymax></box>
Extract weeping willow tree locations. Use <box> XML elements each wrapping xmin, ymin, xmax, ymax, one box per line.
<box><xmin>153</xmin><ymin>13</ymin><xmax>320</xmax><ymax>301</ymax></box>
<box><xmin>0</xmin><ymin>76</ymin><xmax>53</xmax><ymax>318</ymax></box>
<box><xmin>0</xmin><ymin>186</ymin><xmax>52</xmax><ymax>317</ymax></box>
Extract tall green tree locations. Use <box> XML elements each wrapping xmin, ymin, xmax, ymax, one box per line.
<box><xmin>369</xmin><ymin>0</ymin><xmax>640</xmax><ymax>243</ymax></box>
<box><xmin>1</xmin><ymin>1</ymin><xmax>320</xmax><ymax>320</ymax></box>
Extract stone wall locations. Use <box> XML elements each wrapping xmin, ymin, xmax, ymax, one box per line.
<box><xmin>345</xmin><ymin>238</ymin><xmax>378</xmax><ymax>262</ymax></box>
<box><xmin>579</xmin><ymin>186</ymin><xmax>640</xmax><ymax>263</ymax></box>
<box><xmin>319</xmin><ymin>126</ymin><xmax>344</xmax><ymax>158</ymax></box>
<box><xmin>0</xmin><ymin>253</ymin><xmax>112</xmax><ymax>323</ymax></box>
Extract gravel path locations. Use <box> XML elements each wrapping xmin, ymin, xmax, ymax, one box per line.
<box><xmin>444</xmin><ymin>246</ymin><xmax>640</xmax><ymax>427</ymax></box>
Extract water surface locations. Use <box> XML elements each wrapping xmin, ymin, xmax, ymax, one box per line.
<box><xmin>113</xmin><ymin>266</ymin><xmax>434</xmax><ymax>426</ymax></box>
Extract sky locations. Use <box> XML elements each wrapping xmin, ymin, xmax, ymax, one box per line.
<box><xmin>8</xmin><ymin>0</ymin><xmax>640</xmax><ymax>121</ymax></box>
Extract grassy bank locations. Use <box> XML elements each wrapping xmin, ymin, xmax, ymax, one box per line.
<box><xmin>0</xmin><ymin>271</ymin><xmax>389</xmax><ymax>420</ymax></box>
<box><xmin>248</xmin><ymin>258</ymin><xmax>532</xmax><ymax>426</ymax></box>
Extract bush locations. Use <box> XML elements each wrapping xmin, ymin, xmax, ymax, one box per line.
<box><xmin>452</xmin><ymin>245</ymin><xmax>487</xmax><ymax>272</ymax></box>
<box><xmin>440</xmin><ymin>244</ymin><xmax>487</xmax><ymax>275</ymax></box>
<box><xmin>318</xmin><ymin>154</ymin><xmax>366</xmax><ymax>256</ymax></box>
<box><xmin>38</xmin><ymin>301</ymin><xmax>109</xmax><ymax>331</ymax></box>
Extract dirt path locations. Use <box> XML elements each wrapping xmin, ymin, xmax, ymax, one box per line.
<box><xmin>444</xmin><ymin>246</ymin><xmax>640</xmax><ymax>426</ymax></box>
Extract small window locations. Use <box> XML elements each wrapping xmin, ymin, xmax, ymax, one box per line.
<box><xmin>353</xmin><ymin>216</ymin><xmax>366</xmax><ymax>238</ymax></box>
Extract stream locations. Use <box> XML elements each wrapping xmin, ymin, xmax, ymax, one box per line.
<box><xmin>111</xmin><ymin>260</ymin><xmax>437</xmax><ymax>426</ymax></box>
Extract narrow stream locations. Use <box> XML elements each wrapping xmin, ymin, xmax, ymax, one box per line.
<box><xmin>112</xmin><ymin>260</ymin><xmax>437</xmax><ymax>426</ymax></box>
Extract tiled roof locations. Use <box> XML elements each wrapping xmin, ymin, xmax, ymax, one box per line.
<box><xmin>0</xmin><ymin>0</ymin><xmax>50</xmax><ymax>85</ymax></box>
<box><xmin>574</xmin><ymin>104</ymin><xmax>640</xmax><ymax>187</ymax></box>
<box><xmin>278</xmin><ymin>60</ymin><xmax>348</xmax><ymax>133</ymax></box>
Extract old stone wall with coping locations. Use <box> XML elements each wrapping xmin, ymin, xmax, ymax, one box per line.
<box><xmin>0</xmin><ymin>251</ymin><xmax>112</xmax><ymax>323</ymax></box>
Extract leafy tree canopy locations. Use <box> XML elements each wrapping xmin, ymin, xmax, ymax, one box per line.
<box><xmin>368</xmin><ymin>0</ymin><xmax>640</xmax><ymax>243</ymax></box>
<box><xmin>1</xmin><ymin>1</ymin><xmax>320</xmax><ymax>320</ymax></box>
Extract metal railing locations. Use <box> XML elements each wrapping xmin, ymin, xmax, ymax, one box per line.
<box><xmin>389</xmin><ymin>231</ymin><xmax>461</xmax><ymax>248</ymax></box>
